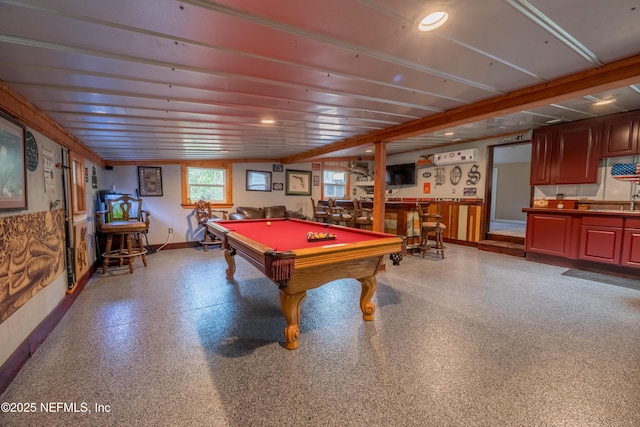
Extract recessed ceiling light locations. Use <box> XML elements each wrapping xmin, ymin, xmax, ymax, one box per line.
<box><xmin>418</xmin><ymin>10</ymin><xmax>449</xmax><ymax>32</ymax></box>
<box><xmin>365</xmin><ymin>149</ymin><xmax>373</xmax><ymax>153</ymax></box>
<box><xmin>261</xmin><ymin>119</ymin><xmax>275</xmax><ymax>124</ymax></box>
<box><xmin>445</xmin><ymin>132</ymin><xmax>454</xmax><ymax>136</ymax></box>
<box><xmin>594</xmin><ymin>99</ymin><xmax>614</xmax><ymax>106</ymax></box>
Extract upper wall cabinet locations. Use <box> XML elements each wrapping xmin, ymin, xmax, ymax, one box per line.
<box><xmin>531</xmin><ymin>120</ymin><xmax>600</xmax><ymax>185</ymax></box>
<box><xmin>600</xmin><ymin>111</ymin><xmax>640</xmax><ymax>157</ymax></box>
<box><xmin>530</xmin><ymin>128</ymin><xmax>554</xmax><ymax>185</ymax></box>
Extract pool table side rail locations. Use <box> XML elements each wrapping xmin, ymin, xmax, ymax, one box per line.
<box><xmin>291</xmin><ymin>237</ymin><xmax>404</xmax><ymax>266</ymax></box>
<box><xmin>206</xmin><ymin>221</ymin><xmax>405</xmax><ymax>284</ymax></box>
<box><xmin>206</xmin><ymin>222</ymin><xmax>288</xmax><ymax>277</ymax></box>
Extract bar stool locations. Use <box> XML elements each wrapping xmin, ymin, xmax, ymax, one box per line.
<box><xmin>96</xmin><ymin>195</ymin><xmax>150</xmax><ymax>274</ymax></box>
<box><xmin>310</xmin><ymin>197</ymin><xmax>329</xmax><ymax>223</ymax></box>
<box><xmin>195</xmin><ymin>200</ymin><xmax>228</xmax><ymax>251</ymax></box>
<box><xmin>418</xmin><ymin>210</ymin><xmax>446</xmax><ymax>259</ymax></box>
<box><xmin>353</xmin><ymin>199</ymin><xmax>373</xmax><ymax>229</ymax></box>
<box><xmin>327</xmin><ymin>198</ymin><xmax>353</xmax><ymax>226</ymax></box>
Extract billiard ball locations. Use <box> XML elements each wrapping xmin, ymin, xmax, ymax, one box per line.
<box><xmin>266</xmin><ymin>221</ymin><xmax>271</xmax><ymax>226</ymax></box>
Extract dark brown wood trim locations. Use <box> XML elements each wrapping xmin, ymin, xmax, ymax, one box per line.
<box><xmin>0</xmin><ymin>264</ymin><xmax>96</xmax><ymax>394</ymax></box>
<box><xmin>443</xmin><ymin>238</ymin><xmax>477</xmax><ymax>248</ymax></box>
<box><xmin>149</xmin><ymin>241</ymin><xmax>201</xmax><ymax>251</ymax></box>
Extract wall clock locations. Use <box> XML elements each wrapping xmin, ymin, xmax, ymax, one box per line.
<box><xmin>25</xmin><ymin>131</ymin><xmax>39</xmax><ymax>171</ymax></box>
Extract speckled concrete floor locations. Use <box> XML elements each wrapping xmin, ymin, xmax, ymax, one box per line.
<box><xmin>1</xmin><ymin>244</ymin><xmax>640</xmax><ymax>426</ymax></box>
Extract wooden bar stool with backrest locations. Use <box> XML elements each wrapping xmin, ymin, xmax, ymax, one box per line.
<box><xmin>418</xmin><ymin>206</ymin><xmax>446</xmax><ymax>259</ymax></box>
<box><xmin>310</xmin><ymin>197</ymin><xmax>329</xmax><ymax>223</ymax></box>
<box><xmin>195</xmin><ymin>200</ymin><xmax>228</xmax><ymax>251</ymax></box>
<box><xmin>327</xmin><ymin>197</ymin><xmax>353</xmax><ymax>226</ymax></box>
<box><xmin>353</xmin><ymin>198</ymin><xmax>374</xmax><ymax>229</ymax></box>
<box><xmin>96</xmin><ymin>195</ymin><xmax>150</xmax><ymax>274</ymax></box>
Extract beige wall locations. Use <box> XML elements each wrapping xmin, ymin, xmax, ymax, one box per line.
<box><xmin>495</xmin><ymin>162</ymin><xmax>530</xmax><ymax>221</ymax></box>
<box><xmin>0</xmin><ymin>130</ymin><xmax>67</xmax><ymax>366</ymax></box>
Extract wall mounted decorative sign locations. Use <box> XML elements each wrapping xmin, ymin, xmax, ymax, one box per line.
<box><xmin>43</xmin><ymin>145</ymin><xmax>55</xmax><ymax>193</ymax></box>
<box><xmin>138</xmin><ymin>166</ymin><xmax>163</xmax><ymax>196</ymax></box>
<box><xmin>25</xmin><ymin>131</ymin><xmax>38</xmax><ymax>172</ymax></box>
<box><xmin>92</xmin><ymin>166</ymin><xmax>98</xmax><ymax>189</ymax></box>
<box><xmin>0</xmin><ymin>111</ymin><xmax>27</xmax><ymax>211</ymax></box>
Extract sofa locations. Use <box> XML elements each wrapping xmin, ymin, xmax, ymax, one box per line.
<box><xmin>228</xmin><ymin>205</ymin><xmax>307</xmax><ymax>221</ymax></box>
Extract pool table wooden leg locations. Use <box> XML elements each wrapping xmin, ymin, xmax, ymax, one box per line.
<box><xmin>358</xmin><ymin>275</ymin><xmax>377</xmax><ymax>321</ymax></box>
<box><xmin>224</xmin><ymin>248</ymin><xmax>236</xmax><ymax>280</ymax></box>
<box><xmin>279</xmin><ymin>290</ymin><xmax>307</xmax><ymax>350</ymax></box>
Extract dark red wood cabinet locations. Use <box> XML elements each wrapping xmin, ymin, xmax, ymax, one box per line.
<box><xmin>600</xmin><ymin>111</ymin><xmax>640</xmax><ymax>157</ymax></box>
<box><xmin>530</xmin><ymin>128</ymin><xmax>554</xmax><ymax>185</ymax></box>
<box><xmin>530</xmin><ymin>121</ymin><xmax>600</xmax><ymax>185</ymax></box>
<box><xmin>525</xmin><ymin>210</ymin><xmax>640</xmax><ymax>270</ymax></box>
<box><xmin>525</xmin><ymin>213</ymin><xmax>574</xmax><ymax>257</ymax></box>
<box><xmin>579</xmin><ymin>217</ymin><xmax>623</xmax><ymax>265</ymax></box>
<box><xmin>621</xmin><ymin>218</ymin><xmax>640</xmax><ymax>268</ymax></box>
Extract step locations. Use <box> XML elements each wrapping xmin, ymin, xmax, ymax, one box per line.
<box><xmin>478</xmin><ymin>239</ymin><xmax>525</xmax><ymax>257</ymax></box>
<box><xmin>485</xmin><ymin>233</ymin><xmax>525</xmax><ymax>245</ymax></box>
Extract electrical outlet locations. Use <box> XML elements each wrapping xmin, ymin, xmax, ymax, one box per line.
<box><xmin>168</xmin><ymin>228</ymin><xmax>173</xmax><ymax>234</ymax></box>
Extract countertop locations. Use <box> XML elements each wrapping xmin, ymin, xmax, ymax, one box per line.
<box><xmin>523</xmin><ymin>207</ymin><xmax>640</xmax><ymax>217</ymax></box>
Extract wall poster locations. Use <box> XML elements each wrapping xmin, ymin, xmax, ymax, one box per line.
<box><xmin>43</xmin><ymin>145</ymin><xmax>56</xmax><ymax>193</ymax></box>
<box><xmin>0</xmin><ymin>111</ymin><xmax>27</xmax><ymax>211</ymax></box>
<box><xmin>0</xmin><ymin>209</ymin><xmax>66</xmax><ymax>324</ymax></box>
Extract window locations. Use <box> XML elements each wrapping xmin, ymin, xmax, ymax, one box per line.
<box><xmin>323</xmin><ymin>169</ymin><xmax>347</xmax><ymax>198</ymax></box>
<box><xmin>70</xmin><ymin>151</ymin><xmax>86</xmax><ymax>214</ymax></box>
<box><xmin>181</xmin><ymin>162</ymin><xmax>232</xmax><ymax>207</ymax></box>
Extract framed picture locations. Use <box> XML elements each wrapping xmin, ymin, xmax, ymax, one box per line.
<box><xmin>273</xmin><ymin>164</ymin><xmax>283</xmax><ymax>172</ymax></box>
<box><xmin>313</xmin><ymin>175</ymin><xmax>320</xmax><ymax>186</ymax></box>
<box><xmin>91</xmin><ymin>166</ymin><xmax>98</xmax><ymax>189</ymax></box>
<box><xmin>246</xmin><ymin>170</ymin><xmax>272</xmax><ymax>192</ymax></box>
<box><xmin>272</xmin><ymin>182</ymin><xmax>283</xmax><ymax>191</ymax></box>
<box><xmin>285</xmin><ymin>169</ymin><xmax>312</xmax><ymax>195</ymax></box>
<box><xmin>138</xmin><ymin>166</ymin><xmax>163</xmax><ymax>196</ymax></box>
<box><xmin>0</xmin><ymin>111</ymin><xmax>27</xmax><ymax>211</ymax></box>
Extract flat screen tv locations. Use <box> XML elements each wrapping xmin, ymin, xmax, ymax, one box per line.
<box><xmin>386</xmin><ymin>163</ymin><xmax>417</xmax><ymax>187</ymax></box>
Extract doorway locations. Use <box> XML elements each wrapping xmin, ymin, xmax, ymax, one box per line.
<box><xmin>485</xmin><ymin>142</ymin><xmax>531</xmax><ymax>238</ymax></box>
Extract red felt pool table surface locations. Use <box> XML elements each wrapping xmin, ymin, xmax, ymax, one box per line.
<box><xmin>214</xmin><ymin>218</ymin><xmax>389</xmax><ymax>251</ymax></box>
<box><xmin>205</xmin><ymin>217</ymin><xmax>405</xmax><ymax>350</ymax></box>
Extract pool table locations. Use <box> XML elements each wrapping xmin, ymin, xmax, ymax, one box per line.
<box><xmin>206</xmin><ymin>218</ymin><xmax>406</xmax><ymax>349</ymax></box>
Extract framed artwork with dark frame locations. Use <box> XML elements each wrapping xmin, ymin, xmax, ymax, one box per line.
<box><xmin>246</xmin><ymin>170</ymin><xmax>272</xmax><ymax>192</ymax></box>
<box><xmin>0</xmin><ymin>111</ymin><xmax>27</xmax><ymax>211</ymax></box>
<box><xmin>138</xmin><ymin>166</ymin><xmax>163</xmax><ymax>196</ymax></box>
<box><xmin>285</xmin><ymin>169</ymin><xmax>312</xmax><ymax>195</ymax></box>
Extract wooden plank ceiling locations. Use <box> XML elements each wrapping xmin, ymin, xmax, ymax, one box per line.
<box><xmin>1</xmin><ymin>0</ymin><xmax>640</xmax><ymax>163</ymax></box>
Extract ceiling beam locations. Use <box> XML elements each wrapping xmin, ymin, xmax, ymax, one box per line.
<box><xmin>282</xmin><ymin>53</ymin><xmax>640</xmax><ymax>164</ymax></box>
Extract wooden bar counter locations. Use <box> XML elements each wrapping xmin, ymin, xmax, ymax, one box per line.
<box><xmin>320</xmin><ymin>198</ymin><xmax>484</xmax><ymax>247</ymax></box>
